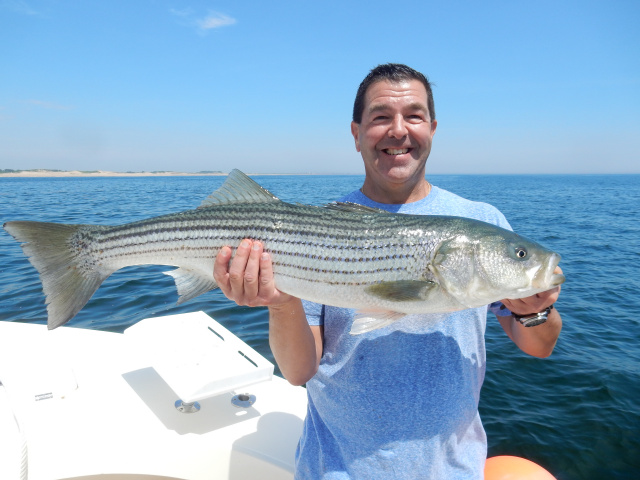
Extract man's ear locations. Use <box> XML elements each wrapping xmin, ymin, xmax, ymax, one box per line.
<box><xmin>350</xmin><ymin>121</ymin><xmax>361</xmax><ymax>152</ymax></box>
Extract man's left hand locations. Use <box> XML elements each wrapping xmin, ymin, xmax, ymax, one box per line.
<box><xmin>501</xmin><ymin>266</ymin><xmax>563</xmax><ymax>316</ymax></box>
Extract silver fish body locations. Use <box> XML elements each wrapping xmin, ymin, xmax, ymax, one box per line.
<box><xmin>3</xmin><ymin>170</ymin><xmax>565</xmax><ymax>332</ymax></box>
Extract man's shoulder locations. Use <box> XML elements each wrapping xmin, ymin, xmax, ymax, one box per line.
<box><xmin>428</xmin><ymin>186</ymin><xmax>509</xmax><ymax>228</ymax></box>
<box><xmin>338</xmin><ymin>189</ymin><xmax>367</xmax><ymax>204</ymax></box>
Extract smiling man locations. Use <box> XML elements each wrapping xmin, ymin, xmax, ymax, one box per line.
<box><xmin>214</xmin><ymin>63</ymin><xmax>562</xmax><ymax>479</ymax></box>
<box><xmin>351</xmin><ymin>70</ymin><xmax>437</xmax><ymax>204</ymax></box>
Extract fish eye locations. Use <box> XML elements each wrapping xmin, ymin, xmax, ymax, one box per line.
<box><xmin>515</xmin><ymin>247</ymin><xmax>528</xmax><ymax>259</ymax></box>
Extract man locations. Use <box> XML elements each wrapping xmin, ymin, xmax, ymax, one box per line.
<box><xmin>213</xmin><ymin>63</ymin><xmax>562</xmax><ymax>479</ymax></box>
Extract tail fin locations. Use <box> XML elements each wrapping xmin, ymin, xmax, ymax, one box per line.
<box><xmin>3</xmin><ymin>221</ymin><xmax>110</xmax><ymax>329</ymax></box>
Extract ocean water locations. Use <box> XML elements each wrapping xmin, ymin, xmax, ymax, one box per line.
<box><xmin>0</xmin><ymin>174</ymin><xmax>638</xmax><ymax>479</ymax></box>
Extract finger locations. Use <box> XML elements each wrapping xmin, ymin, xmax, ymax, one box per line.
<box><xmin>258</xmin><ymin>251</ymin><xmax>291</xmax><ymax>305</ymax></box>
<box><xmin>258</xmin><ymin>251</ymin><xmax>276</xmax><ymax>298</ymax></box>
<box><xmin>242</xmin><ymin>241</ymin><xmax>263</xmax><ymax>302</ymax></box>
<box><xmin>228</xmin><ymin>239</ymin><xmax>252</xmax><ymax>296</ymax></box>
<box><xmin>213</xmin><ymin>246</ymin><xmax>232</xmax><ymax>292</ymax></box>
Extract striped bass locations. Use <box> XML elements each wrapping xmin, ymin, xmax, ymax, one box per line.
<box><xmin>3</xmin><ymin>170</ymin><xmax>564</xmax><ymax>333</ymax></box>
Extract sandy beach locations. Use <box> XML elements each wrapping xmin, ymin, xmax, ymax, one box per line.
<box><xmin>0</xmin><ymin>170</ymin><xmax>226</xmax><ymax>178</ymax></box>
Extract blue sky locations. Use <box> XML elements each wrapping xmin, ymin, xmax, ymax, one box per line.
<box><xmin>1</xmin><ymin>0</ymin><xmax>638</xmax><ymax>174</ymax></box>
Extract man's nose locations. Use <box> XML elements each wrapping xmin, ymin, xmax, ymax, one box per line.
<box><xmin>388</xmin><ymin>114</ymin><xmax>408</xmax><ymax>138</ymax></box>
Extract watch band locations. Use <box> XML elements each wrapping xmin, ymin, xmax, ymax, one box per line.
<box><xmin>513</xmin><ymin>304</ymin><xmax>554</xmax><ymax>327</ymax></box>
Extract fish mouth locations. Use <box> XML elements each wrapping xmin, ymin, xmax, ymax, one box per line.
<box><xmin>532</xmin><ymin>253</ymin><xmax>565</xmax><ymax>289</ymax></box>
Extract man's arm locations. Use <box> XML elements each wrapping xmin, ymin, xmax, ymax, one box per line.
<box><xmin>499</xmin><ymin>267</ymin><xmax>563</xmax><ymax>358</ymax></box>
<box><xmin>213</xmin><ymin>239</ymin><xmax>322</xmax><ymax>385</ymax></box>
<box><xmin>269</xmin><ymin>301</ymin><xmax>323</xmax><ymax>386</ymax></box>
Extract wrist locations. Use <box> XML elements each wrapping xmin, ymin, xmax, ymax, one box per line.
<box><xmin>268</xmin><ymin>294</ymin><xmax>299</xmax><ymax>312</ymax></box>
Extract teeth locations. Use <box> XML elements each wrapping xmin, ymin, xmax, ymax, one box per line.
<box><xmin>385</xmin><ymin>149</ymin><xmax>408</xmax><ymax>155</ymax></box>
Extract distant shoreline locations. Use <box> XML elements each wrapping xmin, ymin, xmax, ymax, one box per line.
<box><xmin>0</xmin><ymin>170</ymin><xmax>228</xmax><ymax>178</ymax></box>
<box><xmin>2</xmin><ymin>170</ymin><xmax>630</xmax><ymax>178</ymax></box>
<box><xmin>0</xmin><ymin>170</ymin><xmax>341</xmax><ymax>178</ymax></box>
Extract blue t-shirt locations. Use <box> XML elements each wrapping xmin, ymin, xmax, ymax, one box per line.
<box><xmin>295</xmin><ymin>185</ymin><xmax>512</xmax><ymax>480</ymax></box>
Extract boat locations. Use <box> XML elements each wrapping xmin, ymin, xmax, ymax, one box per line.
<box><xmin>0</xmin><ymin>311</ymin><xmax>308</xmax><ymax>480</ymax></box>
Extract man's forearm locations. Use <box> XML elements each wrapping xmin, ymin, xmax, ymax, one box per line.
<box><xmin>269</xmin><ymin>298</ymin><xmax>322</xmax><ymax>386</ymax></box>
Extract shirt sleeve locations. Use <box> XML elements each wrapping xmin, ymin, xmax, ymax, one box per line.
<box><xmin>489</xmin><ymin>301</ymin><xmax>512</xmax><ymax>317</ymax></box>
<box><xmin>302</xmin><ymin>299</ymin><xmax>324</xmax><ymax>326</ymax></box>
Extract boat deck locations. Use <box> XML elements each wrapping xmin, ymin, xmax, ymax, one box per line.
<box><xmin>0</xmin><ymin>312</ymin><xmax>307</xmax><ymax>480</ymax></box>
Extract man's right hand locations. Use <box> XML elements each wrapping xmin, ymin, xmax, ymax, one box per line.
<box><xmin>213</xmin><ymin>239</ymin><xmax>292</xmax><ymax>307</ymax></box>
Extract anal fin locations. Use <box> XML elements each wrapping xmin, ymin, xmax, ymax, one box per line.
<box><xmin>350</xmin><ymin>310</ymin><xmax>406</xmax><ymax>335</ymax></box>
<box><xmin>164</xmin><ymin>268</ymin><xmax>218</xmax><ymax>304</ymax></box>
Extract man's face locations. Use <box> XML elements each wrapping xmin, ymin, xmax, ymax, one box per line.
<box><xmin>351</xmin><ymin>79</ymin><xmax>437</xmax><ymax>192</ymax></box>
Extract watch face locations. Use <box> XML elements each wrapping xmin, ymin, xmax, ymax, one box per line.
<box><xmin>518</xmin><ymin>311</ymin><xmax>549</xmax><ymax>327</ymax></box>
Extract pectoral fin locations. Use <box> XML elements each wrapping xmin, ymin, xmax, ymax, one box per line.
<box><xmin>164</xmin><ymin>268</ymin><xmax>218</xmax><ymax>304</ymax></box>
<box><xmin>350</xmin><ymin>310</ymin><xmax>406</xmax><ymax>335</ymax></box>
<box><xmin>365</xmin><ymin>280</ymin><xmax>438</xmax><ymax>302</ymax></box>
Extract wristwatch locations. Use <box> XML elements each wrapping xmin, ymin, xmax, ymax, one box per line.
<box><xmin>513</xmin><ymin>305</ymin><xmax>554</xmax><ymax>327</ymax></box>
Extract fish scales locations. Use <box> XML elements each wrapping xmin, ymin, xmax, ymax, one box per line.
<box><xmin>3</xmin><ymin>169</ymin><xmax>564</xmax><ymax>331</ymax></box>
<box><xmin>83</xmin><ymin>202</ymin><xmax>428</xmax><ymax>287</ymax></box>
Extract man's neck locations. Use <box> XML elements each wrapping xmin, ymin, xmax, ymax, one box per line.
<box><xmin>360</xmin><ymin>178</ymin><xmax>432</xmax><ymax>205</ymax></box>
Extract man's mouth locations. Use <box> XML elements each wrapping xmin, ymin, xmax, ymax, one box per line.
<box><xmin>383</xmin><ymin>148</ymin><xmax>410</xmax><ymax>155</ymax></box>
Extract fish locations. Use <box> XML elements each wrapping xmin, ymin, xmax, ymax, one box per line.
<box><xmin>3</xmin><ymin>169</ymin><xmax>565</xmax><ymax>333</ymax></box>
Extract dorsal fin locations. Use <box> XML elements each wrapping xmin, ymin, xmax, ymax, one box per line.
<box><xmin>324</xmin><ymin>202</ymin><xmax>389</xmax><ymax>214</ymax></box>
<box><xmin>199</xmin><ymin>169</ymin><xmax>280</xmax><ymax>208</ymax></box>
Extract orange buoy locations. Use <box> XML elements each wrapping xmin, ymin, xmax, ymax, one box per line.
<box><xmin>484</xmin><ymin>455</ymin><xmax>557</xmax><ymax>480</ymax></box>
